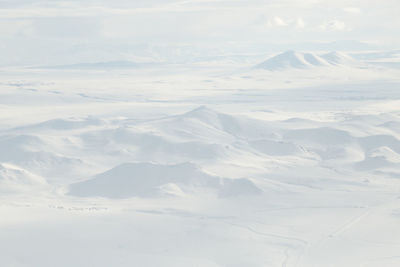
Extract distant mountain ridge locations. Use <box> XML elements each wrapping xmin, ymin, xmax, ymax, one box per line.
<box><xmin>33</xmin><ymin>61</ymin><xmax>162</xmax><ymax>70</ymax></box>
<box><xmin>255</xmin><ymin>50</ymin><xmax>359</xmax><ymax>70</ymax></box>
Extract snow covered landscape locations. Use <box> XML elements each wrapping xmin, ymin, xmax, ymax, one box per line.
<box><xmin>1</xmin><ymin>1</ymin><xmax>400</xmax><ymax>266</ymax></box>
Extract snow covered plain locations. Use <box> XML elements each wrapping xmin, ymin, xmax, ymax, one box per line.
<box><xmin>1</xmin><ymin>51</ymin><xmax>400</xmax><ymax>267</ymax></box>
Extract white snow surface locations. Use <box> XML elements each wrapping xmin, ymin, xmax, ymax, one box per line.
<box><xmin>1</xmin><ymin>52</ymin><xmax>400</xmax><ymax>267</ymax></box>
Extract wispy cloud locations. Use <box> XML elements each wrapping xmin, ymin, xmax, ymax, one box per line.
<box><xmin>269</xmin><ymin>16</ymin><xmax>288</xmax><ymax>27</ymax></box>
<box><xmin>319</xmin><ymin>20</ymin><xmax>349</xmax><ymax>31</ymax></box>
<box><xmin>295</xmin><ymin>17</ymin><xmax>306</xmax><ymax>29</ymax></box>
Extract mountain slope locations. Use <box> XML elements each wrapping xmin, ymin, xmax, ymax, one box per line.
<box><xmin>321</xmin><ymin>51</ymin><xmax>357</xmax><ymax>66</ymax></box>
<box><xmin>0</xmin><ymin>163</ymin><xmax>49</xmax><ymax>194</ymax></box>
<box><xmin>255</xmin><ymin>50</ymin><xmax>330</xmax><ymax>70</ymax></box>
<box><xmin>255</xmin><ymin>50</ymin><xmax>359</xmax><ymax>70</ymax></box>
<box><xmin>68</xmin><ymin>162</ymin><xmax>262</xmax><ymax>198</ymax></box>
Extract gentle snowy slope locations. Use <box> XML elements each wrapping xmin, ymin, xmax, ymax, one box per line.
<box><xmin>0</xmin><ymin>163</ymin><xmax>49</xmax><ymax>194</ymax></box>
<box><xmin>69</xmin><ymin>162</ymin><xmax>261</xmax><ymax>198</ymax></box>
<box><xmin>321</xmin><ymin>51</ymin><xmax>357</xmax><ymax>66</ymax></box>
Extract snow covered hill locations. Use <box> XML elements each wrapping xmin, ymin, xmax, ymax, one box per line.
<box><xmin>0</xmin><ymin>163</ymin><xmax>49</xmax><ymax>194</ymax></box>
<box><xmin>320</xmin><ymin>51</ymin><xmax>357</xmax><ymax>66</ymax></box>
<box><xmin>69</xmin><ymin>162</ymin><xmax>261</xmax><ymax>198</ymax></box>
<box><xmin>255</xmin><ymin>50</ymin><xmax>361</xmax><ymax>70</ymax></box>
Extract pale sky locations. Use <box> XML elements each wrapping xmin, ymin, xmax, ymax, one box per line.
<box><xmin>0</xmin><ymin>0</ymin><xmax>399</xmax><ymax>66</ymax></box>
